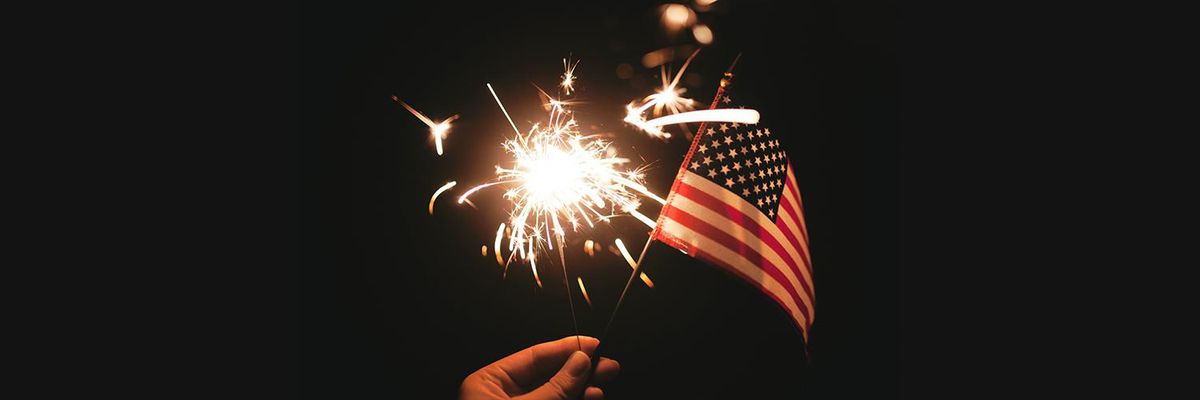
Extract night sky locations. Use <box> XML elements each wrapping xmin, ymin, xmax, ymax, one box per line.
<box><xmin>290</xmin><ymin>1</ymin><xmax>895</xmax><ymax>397</ymax></box>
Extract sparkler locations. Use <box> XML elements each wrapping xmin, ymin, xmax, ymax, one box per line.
<box><xmin>392</xmin><ymin>96</ymin><xmax>458</xmax><ymax>156</ymax></box>
<box><xmin>459</xmin><ymin>74</ymin><xmax>666</xmax><ymax>350</ymax></box>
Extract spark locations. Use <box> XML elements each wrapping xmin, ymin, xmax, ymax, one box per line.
<box><xmin>494</xmin><ymin>223</ymin><xmax>506</xmax><ymax>266</ymax></box>
<box><xmin>577</xmin><ymin>277</ymin><xmax>592</xmax><ymax>307</ymax></box>
<box><xmin>429</xmin><ymin>181</ymin><xmax>457</xmax><ymax>215</ymax></box>
<box><xmin>481</xmin><ymin>245</ymin><xmax>488</xmax><ymax>257</ymax></box>
<box><xmin>393</xmin><ymin>96</ymin><xmax>458</xmax><ymax>156</ymax></box>
<box><xmin>643</xmin><ymin>108</ymin><xmax>760</xmax><ymax>127</ymax></box>
<box><xmin>624</xmin><ymin>49</ymin><xmax>702</xmax><ymax>138</ymax></box>
<box><xmin>561</xmin><ymin>57</ymin><xmax>581</xmax><ymax>95</ymax></box>
<box><xmin>615</xmin><ymin>238</ymin><xmax>655</xmax><ymax>288</ymax></box>
<box><xmin>462</xmin><ymin>79</ymin><xmax>666</xmax><ymax>284</ymax></box>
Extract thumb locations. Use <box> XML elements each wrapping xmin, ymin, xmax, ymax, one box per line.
<box><xmin>521</xmin><ymin>351</ymin><xmax>592</xmax><ymax>400</ymax></box>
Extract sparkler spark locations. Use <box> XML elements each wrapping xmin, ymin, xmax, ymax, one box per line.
<box><xmin>624</xmin><ymin>49</ymin><xmax>702</xmax><ymax>138</ymax></box>
<box><xmin>577</xmin><ymin>277</ymin><xmax>592</xmax><ymax>307</ymax></box>
<box><xmin>429</xmin><ymin>181</ymin><xmax>457</xmax><ymax>215</ymax></box>
<box><xmin>560</xmin><ymin>57</ymin><xmax>580</xmax><ymax>95</ymax></box>
<box><xmin>615</xmin><ymin>238</ymin><xmax>655</xmax><ymax>288</ymax></box>
<box><xmin>392</xmin><ymin>96</ymin><xmax>458</xmax><ymax>155</ymax></box>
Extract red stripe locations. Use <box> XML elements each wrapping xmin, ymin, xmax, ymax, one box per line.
<box><xmin>785</xmin><ymin>163</ymin><xmax>805</xmax><ymax>215</ymax></box>
<box><xmin>777</xmin><ymin>193</ymin><xmax>810</xmax><ymax>246</ymax></box>
<box><xmin>674</xmin><ymin>182</ymin><xmax>815</xmax><ymax>307</ymax></box>
<box><xmin>657</xmin><ymin>229</ymin><xmax>811</xmax><ymax>336</ymax></box>
<box><xmin>661</xmin><ymin>201</ymin><xmax>813</xmax><ymax>327</ymax></box>
<box><xmin>776</xmin><ymin>194</ymin><xmax>814</xmax><ymax>281</ymax></box>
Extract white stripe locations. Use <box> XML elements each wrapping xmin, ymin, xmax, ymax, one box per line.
<box><xmin>681</xmin><ymin>172</ymin><xmax>816</xmax><ymax>295</ymax></box>
<box><xmin>784</xmin><ymin>166</ymin><xmax>809</xmax><ymax>235</ymax></box>
<box><xmin>777</xmin><ymin>193</ymin><xmax>811</xmax><ymax>260</ymax></box>
<box><xmin>669</xmin><ymin>194</ymin><xmax>815</xmax><ymax>319</ymax></box>
<box><xmin>659</xmin><ymin>216</ymin><xmax>809</xmax><ymax>330</ymax></box>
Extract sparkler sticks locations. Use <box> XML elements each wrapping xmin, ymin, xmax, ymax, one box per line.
<box><xmin>591</xmin><ymin>55</ymin><xmax>742</xmax><ymax>373</ymax></box>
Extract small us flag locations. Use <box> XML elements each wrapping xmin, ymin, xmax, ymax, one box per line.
<box><xmin>654</xmin><ymin>71</ymin><xmax>815</xmax><ymax>343</ymax></box>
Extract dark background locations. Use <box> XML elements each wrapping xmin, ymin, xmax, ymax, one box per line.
<box><xmin>290</xmin><ymin>0</ymin><xmax>894</xmax><ymax>398</ymax></box>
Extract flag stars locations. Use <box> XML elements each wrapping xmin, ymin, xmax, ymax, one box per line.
<box><xmin>765</xmin><ymin>128</ymin><xmax>771</xmax><ymax>136</ymax></box>
<box><xmin>737</xmin><ymin>175</ymin><xmax>747</xmax><ymax>183</ymax></box>
<box><xmin>735</xmin><ymin>133</ymin><xmax>745</xmax><ymax>141</ymax></box>
<box><xmin>716</xmin><ymin>153</ymin><xmax>726</xmax><ymax>162</ymax></box>
<box><xmin>690</xmin><ymin>161</ymin><xmax>700</xmax><ymax>170</ymax></box>
<box><xmin>750</xmin><ymin>143</ymin><xmax>759</xmax><ymax>152</ymax></box>
<box><xmin>754</xmin><ymin>157</ymin><xmax>763</xmax><ymax>166</ymax></box>
<box><xmin>768</xmin><ymin>209</ymin><xmax>775</xmax><ymax>218</ymax></box>
<box><xmin>756</xmin><ymin>130</ymin><xmax>765</xmax><ymax>138</ymax></box>
<box><xmin>698</xmin><ymin>144</ymin><xmax>708</xmax><ymax>154</ymax></box>
<box><xmin>707</xmin><ymin>128</ymin><xmax>716</xmax><ymax>136</ymax></box>
<box><xmin>707</xmin><ymin>169</ymin><xmax>718</xmax><ymax>178</ymax></box>
<box><xmin>724</xmin><ymin>178</ymin><xmax>735</xmax><ymax>188</ymax></box>
<box><xmin>719</xmin><ymin>123</ymin><xmax>729</xmax><ymax>133</ymax></box>
<box><xmin>754</xmin><ymin>185</ymin><xmax>762</xmax><ymax>194</ymax></box>
<box><xmin>742</xmin><ymin>188</ymin><xmax>751</xmax><ymax>196</ymax></box>
<box><xmin>723</xmin><ymin>96</ymin><xmax>732</xmax><ymax>104</ymax></box>
<box><xmin>732</xmin><ymin>162</ymin><xmax>742</xmax><ymax>172</ymax></box>
<box><xmin>720</xmin><ymin>165</ymin><xmax>731</xmax><ymax>175</ymax></box>
<box><xmin>723</xmin><ymin>136</ymin><xmax>733</xmax><ymax>145</ymax></box>
<box><xmin>727</xmin><ymin>148</ymin><xmax>738</xmax><ymax>158</ymax></box>
<box><xmin>711</xmin><ymin>139</ymin><xmax>722</xmax><ymax>149</ymax></box>
<box><xmin>757</xmin><ymin>198</ymin><xmax>765</xmax><ymax>206</ymax></box>
<box><xmin>702</xmin><ymin>156</ymin><xmax>713</xmax><ymax>165</ymax></box>
<box><xmin>732</xmin><ymin>122</ymin><xmax>740</xmax><ymax>128</ymax></box>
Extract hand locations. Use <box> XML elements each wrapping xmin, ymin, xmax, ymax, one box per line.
<box><xmin>460</xmin><ymin>336</ymin><xmax>620</xmax><ymax>400</ymax></box>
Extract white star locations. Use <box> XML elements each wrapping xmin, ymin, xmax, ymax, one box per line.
<box><xmin>725</xmin><ymin>178</ymin><xmax>735</xmax><ymax>187</ymax></box>
<box><xmin>711</xmin><ymin>140</ymin><xmax>721</xmax><ymax>148</ymax></box>
<box><xmin>716</xmin><ymin>153</ymin><xmax>726</xmax><ymax>161</ymax></box>
<box><xmin>690</xmin><ymin>162</ymin><xmax>700</xmax><ymax>170</ymax></box>
<box><xmin>707</xmin><ymin>128</ymin><xmax>716</xmax><ymax>136</ymax></box>
<box><xmin>742</xmin><ymin>188</ymin><xmax>751</xmax><ymax>196</ymax></box>
<box><xmin>736</xmin><ymin>133</ymin><xmax>745</xmax><ymax>141</ymax></box>
<box><xmin>732</xmin><ymin>122</ymin><xmax>740</xmax><ymax>128</ymax></box>
<box><xmin>722</xmin><ymin>96</ymin><xmax>731</xmax><ymax>104</ymax></box>
<box><xmin>765</xmin><ymin>128</ymin><xmax>771</xmax><ymax>136</ymax></box>
<box><xmin>720</xmin><ymin>165</ymin><xmax>730</xmax><ymax>175</ymax></box>
<box><xmin>698</xmin><ymin>144</ymin><xmax>708</xmax><ymax>154</ymax></box>
<box><xmin>768</xmin><ymin>209</ymin><xmax>775</xmax><ymax>218</ymax></box>
<box><xmin>707</xmin><ymin>169</ymin><xmax>717</xmax><ymax>178</ymax></box>
<box><xmin>728</xmin><ymin>149</ymin><xmax>738</xmax><ymax>158</ymax></box>
<box><xmin>738</xmin><ymin>175</ymin><xmax>746</xmax><ymax>183</ymax></box>
<box><xmin>757</xmin><ymin>198</ymin><xmax>764</xmax><ymax>206</ymax></box>
<box><xmin>719</xmin><ymin>123</ymin><xmax>729</xmax><ymax>132</ymax></box>
<box><xmin>702</xmin><ymin>156</ymin><xmax>713</xmax><ymax>165</ymax></box>
<box><xmin>732</xmin><ymin>162</ymin><xmax>742</xmax><ymax>171</ymax></box>
<box><xmin>723</xmin><ymin>136</ymin><xmax>733</xmax><ymax>145</ymax></box>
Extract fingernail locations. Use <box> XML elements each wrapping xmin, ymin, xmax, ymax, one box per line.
<box><xmin>566</xmin><ymin>351</ymin><xmax>590</xmax><ymax>377</ymax></box>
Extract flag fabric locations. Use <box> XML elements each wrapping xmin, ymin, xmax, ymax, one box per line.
<box><xmin>653</xmin><ymin>72</ymin><xmax>815</xmax><ymax>343</ymax></box>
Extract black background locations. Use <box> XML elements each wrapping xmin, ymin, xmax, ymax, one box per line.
<box><xmin>290</xmin><ymin>0</ymin><xmax>894</xmax><ymax>398</ymax></box>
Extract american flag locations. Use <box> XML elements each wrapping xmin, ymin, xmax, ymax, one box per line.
<box><xmin>653</xmin><ymin>72</ymin><xmax>815</xmax><ymax>343</ymax></box>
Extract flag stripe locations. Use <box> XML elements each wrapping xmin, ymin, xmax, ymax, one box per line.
<box><xmin>775</xmin><ymin>198</ymin><xmax>813</xmax><ymax>277</ymax></box>
<box><xmin>668</xmin><ymin>178</ymin><xmax>815</xmax><ymax>316</ymax></box>
<box><xmin>784</xmin><ymin>165</ymin><xmax>809</xmax><ymax>236</ymax></box>
<box><xmin>679</xmin><ymin>171</ymin><xmax>815</xmax><ymax>296</ymax></box>
<box><xmin>657</xmin><ymin>218</ymin><xmax>810</xmax><ymax>334</ymax></box>
<box><xmin>665</xmin><ymin>194</ymin><xmax>815</xmax><ymax>321</ymax></box>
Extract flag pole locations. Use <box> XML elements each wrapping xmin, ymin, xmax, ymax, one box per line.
<box><xmin>589</xmin><ymin>54</ymin><xmax>742</xmax><ymax>371</ymax></box>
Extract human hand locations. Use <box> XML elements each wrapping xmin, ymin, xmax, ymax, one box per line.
<box><xmin>460</xmin><ymin>336</ymin><xmax>620</xmax><ymax>400</ymax></box>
